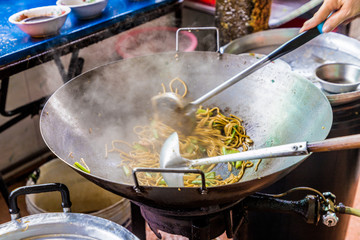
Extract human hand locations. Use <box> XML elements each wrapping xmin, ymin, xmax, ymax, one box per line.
<box><xmin>299</xmin><ymin>0</ymin><xmax>360</xmax><ymax>33</ymax></box>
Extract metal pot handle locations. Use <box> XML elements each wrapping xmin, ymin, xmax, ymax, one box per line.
<box><xmin>132</xmin><ymin>168</ymin><xmax>208</xmax><ymax>194</ymax></box>
<box><xmin>176</xmin><ymin>27</ymin><xmax>220</xmax><ymax>53</ymax></box>
<box><xmin>8</xmin><ymin>183</ymin><xmax>72</xmax><ymax>220</ymax></box>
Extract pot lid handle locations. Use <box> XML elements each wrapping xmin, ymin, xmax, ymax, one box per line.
<box><xmin>8</xmin><ymin>183</ymin><xmax>72</xmax><ymax>220</ymax></box>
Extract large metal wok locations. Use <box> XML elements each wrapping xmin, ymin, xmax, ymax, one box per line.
<box><xmin>40</xmin><ymin>51</ymin><xmax>332</xmax><ymax>209</ymax></box>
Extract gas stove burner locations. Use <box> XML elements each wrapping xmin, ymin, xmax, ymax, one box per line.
<box><xmin>135</xmin><ymin>200</ymin><xmax>246</xmax><ymax>239</ymax></box>
<box><xmin>129</xmin><ymin>188</ymin><xmax>359</xmax><ymax>240</ymax></box>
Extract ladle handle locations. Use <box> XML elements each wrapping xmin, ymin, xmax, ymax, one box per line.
<box><xmin>307</xmin><ymin>134</ymin><xmax>360</xmax><ymax>152</ymax></box>
<box><xmin>267</xmin><ymin>26</ymin><xmax>322</xmax><ymax>61</ymax></box>
<box><xmin>191</xmin><ymin>25</ymin><xmax>322</xmax><ymax>106</ymax></box>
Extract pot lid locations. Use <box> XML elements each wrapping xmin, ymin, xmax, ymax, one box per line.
<box><xmin>0</xmin><ymin>212</ymin><xmax>138</xmax><ymax>240</ymax></box>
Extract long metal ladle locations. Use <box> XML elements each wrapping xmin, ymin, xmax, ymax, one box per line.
<box><xmin>160</xmin><ymin>132</ymin><xmax>360</xmax><ymax>187</ymax></box>
<box><xmin>152</xmin><ymin>25</ymin><xmax>325</xmax><ymax>135</ymax></box>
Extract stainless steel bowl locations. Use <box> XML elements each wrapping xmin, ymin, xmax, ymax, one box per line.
<box><xmin>315</xmin><ymin>63</ymin><xmax>360</xmax><ymax>93</ymax></box>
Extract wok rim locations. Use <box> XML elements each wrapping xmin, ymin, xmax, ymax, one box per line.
<box><xmin>39</xmin><ymin>51</ymin><xmax>333</xmax><ymax>192</ymax></box>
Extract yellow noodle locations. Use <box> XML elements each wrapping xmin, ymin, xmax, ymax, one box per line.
<box><xmin>109</xmin><ymin>79</ymin><xmax>257</xmax><ymax>187</ymax></box>
<box><xmin>169</xmin><ymin>77</ymin><xmax>188</xmax><ymax>98</ymax></box>
<box><xmin>161</xmin><ymin>83</ymin><xmax>166</xmax><ymax>93</ymax></box>
<box><xmin>255</xmin><ymin>159</ymin><xmax>262</xmax><ymax>171</ymax></box>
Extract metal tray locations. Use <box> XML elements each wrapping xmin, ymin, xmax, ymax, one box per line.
<box><xmin>221</xmin><ymin>28</ymin><xmax>360</xmax><ymax>106</ymax></box>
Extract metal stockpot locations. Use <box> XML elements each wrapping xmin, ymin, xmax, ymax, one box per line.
<box><xmin>0</xmin><ymin>183</ymin><xmax>138</xmax><ymax>240</ymax></box>
<box><xmin>39</xmin><ymin>51</ymin><xmax>332</xmax><ymax>209</ymax></box>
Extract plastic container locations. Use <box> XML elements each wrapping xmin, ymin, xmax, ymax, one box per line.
<box><xmin>25</xmin><ymin>158</ymin><xmax>130</xmax><ymax>227</ymax></box>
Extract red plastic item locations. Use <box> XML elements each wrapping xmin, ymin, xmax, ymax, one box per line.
<box><xmin>196</xmin><ymin>0</ymin><xmax>215</xmax><ymax>6</ymax></box>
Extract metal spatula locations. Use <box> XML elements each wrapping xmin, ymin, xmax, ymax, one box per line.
<box><xmin>160</xmin><ymin>132</ymin><xmax>360</xmax><ymax>187</ymax></box>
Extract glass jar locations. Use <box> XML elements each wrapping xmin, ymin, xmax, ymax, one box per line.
<box><xmin>215</xmin><ymin>0</ymin><xmax>272</xmax><ymax>45</ymax></box>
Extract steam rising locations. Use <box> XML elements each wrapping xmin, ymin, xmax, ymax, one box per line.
<box><xmin>42</xmin><ymin>51</ymin><xmax>238</xmax><ymax>183</ymax></box>
<box><xmin>41</xmin><ymin>50</ymin><xmax>332</xmax><ymax>186</ymax></box>
<box><xmin>116</xmin><ymin>27</ymin><xmax>196</xmax><ymax>58</ymax></box>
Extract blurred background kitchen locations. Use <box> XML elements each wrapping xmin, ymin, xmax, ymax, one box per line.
<box><xmin>0</xmin><ymin>0</ymin><xmax>359</xmax><ymax>239</ymax></box>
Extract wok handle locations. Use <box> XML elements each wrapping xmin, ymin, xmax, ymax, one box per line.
<box><xmin>176</xmin><ymin>27</ymin><xmax>220</xmax><ymax>53</ymax></box>
<box><xmin>8</xmin><ymin>183</ymin><xmax>72</xmax><ymax>220</ymax></box>
<box><xmin>308</xmin><ymin>134</ymin><xmax>360</xmax><ymax>152</ymax></box>
<box><xmin>132</xmin><ymin>168</ymin><xmax>208</xmax><ymax>193</ymax></box>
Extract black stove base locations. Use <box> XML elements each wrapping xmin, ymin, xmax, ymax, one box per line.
<box><xmin>130</xmin><ymin>200</ymin><xmax>248</xmax><ymax>240</ymax></box>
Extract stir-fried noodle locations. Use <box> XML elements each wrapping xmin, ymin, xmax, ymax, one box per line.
<box><xmin>107</xmin><ymin>78</ymin><xmax>257</xmax><ymax>187</ymax></box>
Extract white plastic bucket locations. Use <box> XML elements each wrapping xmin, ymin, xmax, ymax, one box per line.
<box><xmin>25</xmin><ymin>158</ymin><xmax>130</xmax><ymax>226</ymax></box>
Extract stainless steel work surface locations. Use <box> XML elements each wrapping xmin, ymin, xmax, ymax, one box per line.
<box><xmin>221</xmin><ymin>28</ymin><xmax>360</xmax><ymax>105</ymax></box>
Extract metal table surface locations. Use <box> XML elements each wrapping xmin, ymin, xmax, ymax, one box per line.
<box><xmin>0</xmin><ymin>0</ymin><xmax>182</xmax><ymax>74</ymax></box>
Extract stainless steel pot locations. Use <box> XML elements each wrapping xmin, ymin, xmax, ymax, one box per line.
<box><xmin>220</xmin><ymin>28</ymin><xmax>360</xmax><ymax>105</ymax></box>
<box><xmin>0</xmin><ymin>183</ymin><xmax>138</xmax><ymax>240</ymax></box>
<box><xmin>39</xmin><ymin>51</ymin><xmax>332</xmax><ymax>209</ymax></box>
